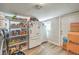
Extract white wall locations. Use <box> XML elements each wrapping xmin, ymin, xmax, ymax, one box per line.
<box><xmin>40</xmin><ymin>22</ymin><xmax>47</xmax><ymax>43</ymax></box>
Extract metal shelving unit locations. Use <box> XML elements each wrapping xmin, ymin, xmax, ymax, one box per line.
<box><xmin>6</xmin><ymin>17</ymin><xmax>29</xmax><ymax>54</ymax></box>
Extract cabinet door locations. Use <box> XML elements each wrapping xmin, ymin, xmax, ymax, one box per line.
<box><xmin>29</xmin><ymin>37</ymin><xmax>40</xmax><ymax>48</ymax></box>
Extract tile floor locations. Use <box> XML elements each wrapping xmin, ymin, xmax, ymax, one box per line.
<box><xmin>23</xmin><ymin>42</ymin><xmax>74</xmax><ymax>55</ymax></box>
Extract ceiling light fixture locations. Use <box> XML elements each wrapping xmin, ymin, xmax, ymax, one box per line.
<box><xmin>34</xmin><ymin>3</ymin><xmax>45</xmax><ymax>9</ymax></box>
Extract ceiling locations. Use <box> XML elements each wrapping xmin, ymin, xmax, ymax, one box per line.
<box><xmin>0</xmin><ymin>3</ymin><xmax>79</xmax><ymax>21</ymax></box>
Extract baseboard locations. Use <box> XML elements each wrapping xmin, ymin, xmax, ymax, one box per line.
<box><xmin>48</xmin><ymin>40</ymin><xmax>60</xmax><ymax>46</ymax></box>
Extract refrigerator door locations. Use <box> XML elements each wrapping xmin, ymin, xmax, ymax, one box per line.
<box><xmin>0</xmin><ymin>30</ymin><xmax>8</xmax><ymax>55</ymax></box>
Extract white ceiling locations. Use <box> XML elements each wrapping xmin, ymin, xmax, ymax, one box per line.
<box><xmin>0</xmin><ymin>3</ymin><xmax>79</xmax><ymax>21</ymax></box>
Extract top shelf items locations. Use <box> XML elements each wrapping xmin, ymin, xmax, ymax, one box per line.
<box><xmin>10</xmin><ymin>21</ymin><xmax>28</xmax><ymax>29</ymax></box>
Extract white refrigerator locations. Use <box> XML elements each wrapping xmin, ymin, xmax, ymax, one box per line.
<box><xmin>29</xmin><ymin>21</ymin><xmax>41</xmax><ymax>48</ymax></box>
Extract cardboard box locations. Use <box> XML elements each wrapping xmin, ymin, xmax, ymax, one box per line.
<box><xmin>67</xmin><ymin>41</ymin><xmax>79</xmax><ymax>54</ymax></box>
<box><xmin>70</xmin><ymin>23</ymin><xmax>79</xmax><ymax>32</ymax></box>
<box><xmin>67</xmin><ymin>32</ymin><xmax>79</xmax><ymax>54</ymax></box>
<box><xmin>68</xmin><ymin>32</ymin><xmax>79</xmax><ymax>43</ymax></box>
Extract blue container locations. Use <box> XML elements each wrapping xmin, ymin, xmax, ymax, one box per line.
<box><xmin>63</xmin><ymin>37</ymin><xmax>68</xmax><ymax>43</ymax></box>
